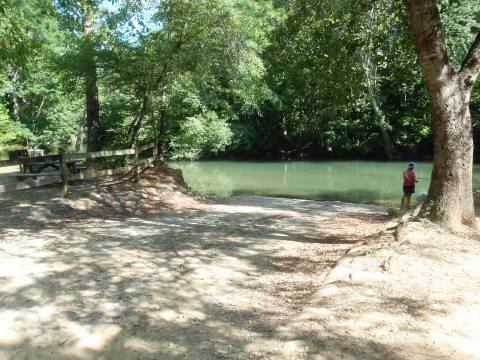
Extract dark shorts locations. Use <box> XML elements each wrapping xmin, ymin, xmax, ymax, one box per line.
<box><xmin>403</xmin><ymin>186</ymin><xmax>415</xmax><ymax>194</ymax></box>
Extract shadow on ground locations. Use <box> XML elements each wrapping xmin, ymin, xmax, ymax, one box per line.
<box><xmin>0</xmin><ymin>196</ymin><xmax>386</xmax><ymax>359</ymax></box>
<box><xmin>0</xmin><ymin>167</ymin><xmax>199</xmax><ymax>229</ymax></box>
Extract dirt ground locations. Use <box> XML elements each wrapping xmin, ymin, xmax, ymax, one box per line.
<box><xmin>0</xmin><ymin>168</ymin><xmax>387</xmax><ymax>359</ymax></box>
<box><xmin>282</xmin><ymin>220</ymin><xmax>480</xmax><ymax>360</ymax></box>
<box><xmin>1</xmin><ymin>168</ymin><xmax>479</xmax><ymax>359</ymax></box>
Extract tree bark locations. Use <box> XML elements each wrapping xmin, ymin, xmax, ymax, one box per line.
<box><xmin>405</xmin><ymin>0</ymin><xmax>480</xmax><ymax>230</ymax></box>
<box><xmin>8</xmin><ymin>67</ymin><xmax>20</xmax><ymax>122</ymax></box>
<box><xmin>82</xmin><ymin>5</ymin><xmax>103</xmax><ymax>152</ymax></box>
<box><xmin>34</xmin><ymin>97</ymin><xmax>45</xmax><ymax>122</ymax></box>
<box><xmin>74</xmin><ymin>111</ymin><xmax>87</xmax><ymax>153</ymax></box>
<box><xmin>157</xmin><ymin>90</ymin><xmax>168</xmax><ymax>159</ymax></box>
<box><xmin>129</xmin><ymin>92</ymin><xmax>149</xmax><ymax>146</ymax></box>
<box><xmin>426</xmin><ymin>77</ymin><xmax>476</xmax><ymax>229</ymax></box>
<box><xmin>362</xmin><ymin>60</ymin><xmax>396</xmax><ymax>160</ymax></box>
<box><xmin>359</xmin><ymin>5</ymin><xmax>396</xmax><ymax>160</ymax></box>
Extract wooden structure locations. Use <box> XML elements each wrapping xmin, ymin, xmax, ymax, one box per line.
<box><xmin>0</xmin><ymin>142</ymin><xmax>159</xmax><ymax>196</ymax></box>
<box><xmin>17</xmin><ymin>157</ymin><xmax>80</xmax><ymax>175</ymax></box>
<box><xmin>8</xmin><ymin>148</ymin><xmax>45</xmax><ymax>161</ymax></box>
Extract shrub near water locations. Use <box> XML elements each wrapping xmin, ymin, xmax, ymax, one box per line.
<box><xmin>171</xmin><ymin>111</ymin><xmax>233</xmax><ymax>160</ymax></box>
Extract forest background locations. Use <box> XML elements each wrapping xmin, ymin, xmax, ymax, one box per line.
<box><xmin>1</xmin><ymin>0</ymin><xmax>479</xmax><ymax>161</ymax></box>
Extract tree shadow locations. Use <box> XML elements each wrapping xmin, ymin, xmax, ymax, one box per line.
<box><xmin>0</xmin><ymin>167</ymin><xmax>200</xmax><ymax>229</ymax></box>
<box><xmin>0</xmin><ymin>196</ymin><xmax>388</xmax><ymax>359</ymax></box>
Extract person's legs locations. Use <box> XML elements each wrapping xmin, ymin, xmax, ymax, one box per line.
<box><xmin>406</xmin><ymin>193</ymin><xmax>412</xmax><ymax>209</ymax></box>
<box><xmin>401</xmin><ymin>193</ymin><xmax>407</xmax><ymax>210</ymax></box>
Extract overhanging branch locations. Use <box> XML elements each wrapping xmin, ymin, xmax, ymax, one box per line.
<box><xmin>460</xmin><ymin>32</ymin><xmax>480</xmax><ymax>86</ymax></box>
<box><xmin>404</xmin><ymin>0</ymin><xmax>454</xmax><ymax>84</ymax></box>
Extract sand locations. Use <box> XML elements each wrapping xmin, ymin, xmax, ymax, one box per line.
<box><xmin>0</xmin><ymin>168</ymin><xmax>385</xmax><ymax>359</ymax></box>
<box><xmin>1</xmin><ymin>167</ymin><xmax>478</xmax><ymax>359</ymax></box>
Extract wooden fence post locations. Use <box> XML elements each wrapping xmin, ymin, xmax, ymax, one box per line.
<box><xmin>153</xmin><ymin>142</ymin><xmax>159</xmax><ymax>168</ymax></box>
<box><xmin>134</xmin><ymin>145</ymin><xmax>140</xmax><ymax>183</ymax></box>
<box><xmin>59</xmin><ymin>148</ymin><xmax>69</xmax><ymax>197</ymax></box>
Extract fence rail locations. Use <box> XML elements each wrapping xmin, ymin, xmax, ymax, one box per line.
<box><xmin>138</xmin><ymin>142</ymin><xmax>156</xmax><ymax>153</ymax></box>
<box><xmin>0</xmin><ymin>142</ymin><xmax>159</xmax><ymax>195</ymax></box>
<box><xmin>67</xmin><ymin>148</ymin><xmax>136</xmax><ymax>161</ymax></box>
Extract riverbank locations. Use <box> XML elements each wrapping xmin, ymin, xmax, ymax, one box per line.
<box><xmin>0</xmin><ymin>167</ymin><xmax>479</xmax><ymax>359</ymax></box>
<box><xmin>281</xmin><ymin>220</ymin><xmax>480</xmax><ymax>359</ymax></box>
<box><xmin>0</xmin><ymin>166</ymin><xmax>200</xmax><ymax>227</ymax></box>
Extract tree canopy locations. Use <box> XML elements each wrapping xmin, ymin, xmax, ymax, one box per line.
<box><xmin>0</xmin><ymin>0</ymin><xmax>479</xmax><ymax>161</ymax></box>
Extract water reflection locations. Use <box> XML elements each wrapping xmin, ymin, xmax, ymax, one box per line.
<box><xmin>169</xmin><ymin>160</ymin><xmax>480</xmax><ymax>206</ymax></box>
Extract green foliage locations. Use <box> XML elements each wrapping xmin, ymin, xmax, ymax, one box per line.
<box><xmin>0</xmin><ymin>104</ymin><xmax>33</xmax><ymax>144</ymax></box>
<box><xmin>439</xmin><ymin>0</ymin><xmax>480</xmax><ymax>69</ymax></box>
<box><xmin>170</xmin><ymin>111</ymin><xmax>233</xmax><ymax>160</ymax></box>
<box><xmin>259</xmin><ymin>0</ymin><xmax>437</xmax><ymax>158</ymax></box>
<box><xmin>1</xmin><ymin>0</ymin><xmax>478</xmax><ymax>160</ymax></box>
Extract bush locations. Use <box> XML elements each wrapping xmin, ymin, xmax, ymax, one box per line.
<box><xmin>170</xmin><ymin>111</ymin><xmax>233</xmax><ymax>160</ymax></box>
<box><xmin>0</xmin><ymin>103</ymin><xmax>34</xmax><ymax>146</ymax></box>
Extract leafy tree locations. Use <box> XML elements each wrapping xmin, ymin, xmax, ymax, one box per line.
<box><xmin>0</xmin><ymin>0</ymin><xmax>478</xmax><ymax>189</ymax></box>
<box><xmin>404</xmin><ymin>0</ymin><xmax>480</xmax><ymax>229</ymax></box>
<box><xmin>0</xmin><ymin>0</ymin><xmax>82</xmax><ymax>149</ymax></box>
<box><xmin>99</xmin><ymin>0</ymin><xmax>274</xmax><ymax>157</ymax></box>
<box><xmin>55</xmin><ymin>0</ymin><xmax>107</xmax><ymax>152</ymax></box>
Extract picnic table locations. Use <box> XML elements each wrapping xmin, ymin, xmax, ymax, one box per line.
<box><xmin>19</xmin><ymin>159</ymin><xmax>81</xmax><ymax>174</ymax></box>
<box><xmin>15</xmin><ymin>157</ymin><xmax>86</xmax><ymax>181</ymax></box>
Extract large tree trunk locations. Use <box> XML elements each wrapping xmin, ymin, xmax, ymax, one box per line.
<box><xmin>426</xmin><ymin>77</ymin><xmax>476</xmax><ymax>228</ymax></box>
<box><xmin>85</xmin><ymin>59</ymin><xmax>102</xmax><ymax>152</ymax></box>
<box><xmin>82</xmin><ymin>6</ymin><xmax>103</xmax><ymax>152</ymax></box>
<box><xmin>405</xmin><ymin>0</ymin><xmax>480</xmax><ymax>230</ymax></box>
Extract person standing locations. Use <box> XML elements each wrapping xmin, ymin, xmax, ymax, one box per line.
<box><xmin>401</xmin><ymin>162</ymin><xmax>417</xmax><ymax>210</ymax></box>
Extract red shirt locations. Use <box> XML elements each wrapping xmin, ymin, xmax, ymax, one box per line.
<box><xmin>403</xmin><ymin>169</ymin><xmax>416</xmax><ymax>187</ymax></box>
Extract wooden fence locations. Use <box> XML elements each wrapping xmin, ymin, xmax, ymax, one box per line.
<box><xmin>0</xmin><ymin>142</ymin><xmax>159</xmax><ymax>196</ymax></box>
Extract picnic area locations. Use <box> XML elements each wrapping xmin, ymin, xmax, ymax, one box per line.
<box><xmin>1</xmin><ymin>0</ymin><xmax>480</xmax><ymax>358</ymax></box>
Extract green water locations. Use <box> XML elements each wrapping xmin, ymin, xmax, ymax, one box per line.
<box><xmin>169</xmin><ymin>160</ymin><xmax>480</xmax><ymax>205</ymax></box>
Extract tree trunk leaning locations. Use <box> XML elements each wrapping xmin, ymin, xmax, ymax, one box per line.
<box><xmin>360</xmin><ymin>45</ymin><xmax>396</xmax><ymax>160</ymax></box>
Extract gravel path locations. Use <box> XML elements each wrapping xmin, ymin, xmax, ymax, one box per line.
<box><xmin>0</xmin><ymin>196</ymin><xmax>386</xmax><ymax>359</ymax></box>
